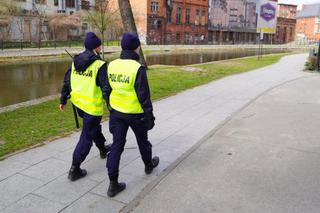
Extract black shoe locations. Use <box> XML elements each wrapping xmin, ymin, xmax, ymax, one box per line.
<box><xmin>145</xmin><ymin>156</ymin><xmax>160</xmax><ymax>175</ymax></box>
<box><xmin>107</xmin><ymin>181</ymin><xmax>126</xmax><ymax>197</ymax></box>
<box><xmin>100</xmin><ymin>144</ymin><xmax>112</xmax><ymax>159</ymax></box>
<box><xmin>68</xmin><ymin>166</ymin><xmax>87</xmax><ymax>181</ymax></box>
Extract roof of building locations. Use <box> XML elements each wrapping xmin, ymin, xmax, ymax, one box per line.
<box><xmin>297</xmin><ymin>3</ymin><xmax>320</xmax><ymax>18</ymax></box>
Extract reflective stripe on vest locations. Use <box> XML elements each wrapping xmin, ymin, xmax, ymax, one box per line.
<box><xmin>70</xmin><ymin>60</ymin><xmax>105</xmax><ymax>116</ymax></box>
<box><xmin>108</xmin><ymin>59</ymin><xmax>144</xmax><ymax>114</ymax></box>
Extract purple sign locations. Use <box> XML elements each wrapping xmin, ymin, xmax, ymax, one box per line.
<box><xmin>260</xmin><ymin>3</ymin><xmax>276</xmax><ymax>21</ymax></box>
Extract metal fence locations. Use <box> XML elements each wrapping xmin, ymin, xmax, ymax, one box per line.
<box><xmin>0</xmin><ymin>40</ymin><xmax>121</xmax><ymax>50</ymax></box>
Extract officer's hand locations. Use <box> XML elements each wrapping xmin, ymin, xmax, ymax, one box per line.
<box><xmin>145</xmin><ymin>115</ymin><xmax>155</xmax><ymax>130</ymax></box>
<box><xmin>59</xmin><ymin>104</ymin><xmax>65</xmax><ymax>112</ymax></box>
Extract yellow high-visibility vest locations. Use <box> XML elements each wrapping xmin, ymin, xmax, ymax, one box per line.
<box><xmin>108</xmin><ymin>59</ymin><xmax>144</xmax><ymax>114</ymax></box>
<box><xmin>70</xmin><ymin>60</ymin><xmax>105</xmax><ymax>116</ymax></box>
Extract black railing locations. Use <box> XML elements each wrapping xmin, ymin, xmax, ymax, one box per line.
<box><xmin>0</xmin><ymin>40</ymin><xmax>121</xmax><ymax>50</ymax></box>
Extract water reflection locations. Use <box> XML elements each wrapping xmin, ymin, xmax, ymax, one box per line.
<box><xmin>0</xmin><ymin>62</ymin><xmax>69</xmax><ymax>107</ymax></box>
<box><xmin>0</xmin><ymin>48</ymin><xmax>289</xmax><ymax>107</ymax></box>
<box><xmin>146</xmin><ymin>48</ymin><xmax>288</xmax><ymax>66</ymax></box>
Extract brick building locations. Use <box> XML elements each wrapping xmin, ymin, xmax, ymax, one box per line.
<box><xmin>208</xmin><ymin>0</ymin><xmax>258</xmax><ymax>44</ymax></box>
<box><xmin>274</xmin><ymin>3</ymin><xmax>297</xmax><ymax>44</ymax></box>
<box><xmin>163</xmin><ymin>0</ymin><xmax>209</xmax><ymax>44</ymax></box>
<box><xmin>111</xmin><ymin>0</ymin><xmax>209</xmax><ymax>44</ymax></box>
<box><xmin>0</xmin><ymin>0</ymin><xmax>97</xmax><ymax>41</ymax></box>
<box><xmin>296</xmin><ymin>3</ymin><xmax>320</xmax><ymax>41</ymax></box>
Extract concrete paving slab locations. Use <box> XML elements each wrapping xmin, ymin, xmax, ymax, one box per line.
<box><xmin>33</xmin><ymin>175</ymin><xmax>98</xmax><ymax>205</ymax></box>
<box><xmin>19</xmin><ymin>158</ymin><xmax>69</xmax><ymax>182</ymax></box>
<box><xmin>45</xmin><ymin>137</ymin><xmax>77</xmax><ymax>152</ymax></box>
<box><xmin>7</xmin><ymin>146</ymin><xmax>60</xmax><ymax>165</ymax></box>
<box><xmin>1</xmin><ymin>194</ymin><xmax>64</xmax><ymax>213</ymax></box>
<box><xmin>53</xmin><ymin>144</ymin><xmax>100</xmax><ymax>164</ymax></box>
<box><xmin>152</xmin><ymin>144</ymin><xmax>185</xmax><ymax>164</ymax></box>
<box><xmin>0</xmin><ymin>174</ymin><xmax>43</xmax><ymax>210</ymax></box>
<box><xmin>60</xmin><ymin>192</ymin><xmax>125</xmax><ymax>213</ymax></box>
<box><xmin>84</xmin><ymin>156</ymin><xmax>108</xmax><ymax>183</ymax></box>
<box><xmin>0</xmin><ymin>160</ymin><xmax>29</xmax><ymax>181</ymax></box>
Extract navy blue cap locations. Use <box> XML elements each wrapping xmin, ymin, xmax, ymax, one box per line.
<box><xmin>84</xmin><ymin>32</ymin><xmax>102</xmax><ymax>50</ymax></box>
<box><xmin>121</xmin><ymin>32</ymin><xmax>141</xmax><ymax>50</ymax></box>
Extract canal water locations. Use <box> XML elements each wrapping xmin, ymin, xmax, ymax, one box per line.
<box><xmin>0</xmin><ymin>48</ymin><xmax>289</xmax><ymax>108</ymax></box>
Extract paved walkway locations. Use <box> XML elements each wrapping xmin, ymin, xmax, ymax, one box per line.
<box><xmin>0</xmin><ymin>54</ymin><xmax>309</xmax><ymax>213</ymax></box>
<box><xmin>132</xmin><ymin>74</ymin><xmax>320</xmax><ymax>213</ymax></box>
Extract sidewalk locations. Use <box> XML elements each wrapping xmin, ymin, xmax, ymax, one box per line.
<box><xmin>132</xmin><ymin>74</ymin><xmax>320</xmax><ymax>213</ymax></box>
<box><xmin>0</xmin><ymin>53</ymin><xmax>309</xmax><ymax>213</ymax></box>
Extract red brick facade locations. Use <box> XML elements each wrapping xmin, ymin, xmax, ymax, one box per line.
<box><xmin>110</xmin><ymin>0</ymin><xmax>209</xmax><ymax>44</ymax></box>
<box><xmin>274</xmin><ymin>4</ymin><xmax>297</xmax><ymax>44</ymax></box>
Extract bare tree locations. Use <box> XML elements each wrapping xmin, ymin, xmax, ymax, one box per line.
<box><xmin>118</xmin><ymin>0</ymin><xmax>147</xmax><ymax>68</ymax></box>
<box><xmin>84</xmin><ymin>0</ymin><xmax>121</xmax><ymax>59</ymax></box>
<box><xmin>32</xmin><ymin>1</ymin><xmax>48</xmax><ymax>42</ymax></box>
<box><xmin>48</xmin><ymin>12</ymin><xmax>82</xmax><ymax>41</ymax></box>
<box><xmin>0</xmin><ymin>0</ymin><xmax>20</xmax><ymax>41</ymax></box>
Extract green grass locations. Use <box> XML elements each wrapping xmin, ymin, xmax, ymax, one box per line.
<box><xmin>0</xmin><ymin>54</ymin><xmax>285</xmax><ymax>159</ymax></box>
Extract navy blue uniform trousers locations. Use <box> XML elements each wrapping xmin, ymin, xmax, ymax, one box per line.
<box><xmin>72</xmin><ymin>108</ymin><xmax>106</xmax><ymax>167</ymax></box>
<box><xmin>107</xmin><ymin>114</ymin><xmax>152</xmax><ymax>180</ymax></box>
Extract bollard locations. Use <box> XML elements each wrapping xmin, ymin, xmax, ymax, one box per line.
<box><xmin>317</xmin><ymin>40</ymin><xmax>320</xmax><ymax>71</ymax></box>
<box><xmin>1</xmin><ymin>40</ymin><xmax>3</xmax><ymax>51</ymax></box>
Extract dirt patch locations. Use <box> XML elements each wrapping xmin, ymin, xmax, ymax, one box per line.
<box><xmin>182</xmin><ymin>67</ymin><xmax>206</xmax><ymax>72</ymax></box>
<box><xmin>218</xmin><ymin>61</ymin><xmax>245</xmax><ymax>67</ymax></box>
<box><xmin>0</xmin><ymin>140</ymin><xmax>4</xmax><ymax>145</ymax></box>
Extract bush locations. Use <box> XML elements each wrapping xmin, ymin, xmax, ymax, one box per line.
<box><xmin>306</xmin><ymin>56</ymin><xmax>317</xmax><ymax>71</ymax></box>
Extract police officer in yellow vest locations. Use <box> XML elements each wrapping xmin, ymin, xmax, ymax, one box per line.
<box><xmin>60</xmin><ymin>32</ymin><xmax>111</xmax><ymax>181</ymax></box>
<box><xmin>105</xmin><ymin>33</ymin><xmax>159</xmax><ymax>197</ymax></box>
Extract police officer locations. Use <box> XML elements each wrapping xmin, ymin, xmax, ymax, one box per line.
<box><xmin>60</xmin><ymin>32</ymin><xmax>111</xmax><ymax>181</ymax></box>
<box><xmin>105</xmin><ymin>32</ymin><xmax>159</xmax><ymax>197</ymax></box>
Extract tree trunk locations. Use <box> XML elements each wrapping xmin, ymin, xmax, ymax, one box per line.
<box><xmin>118</xmin><ymin>0</ymin><xmax>148</xmax><ymax>69</ymax></box>
<box><xmin>101</xmin><ymin>31</ymin><xmax>105</xmax><ymax>60</ymax></box>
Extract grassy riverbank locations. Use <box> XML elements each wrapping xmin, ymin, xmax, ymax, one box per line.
<box><xmin>0</xmin><ymin>54</ymin><xmax>286</xmax><ymax>159</ymax></box>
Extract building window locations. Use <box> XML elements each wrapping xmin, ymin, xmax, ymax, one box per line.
<box><xmin>167</xmin><ymin>10</ymin><xmax>172</xmax><ymax>23</ymax></box>
<box><xmin>151</xmin><ymin>2</ymin><xmax>160</xmax><ymax>14</ymax></box>
<box><xmin>66</xmin><ymin>0</ymin><xmax>75</xmax><ymax>8</ymax></box>
<box><xmin>229</xmin><ymin>8</ymin><xmax>238</xmax><ymax>23</ymax></box>
<box><xmin>54</xmin><ymin>0</ymin><xmax>58</xmax><ymax>6</ymax></box>
<box><xmin>186</xmin><ymin>8</ymin><xmax>190</xmax><ymax>25</ymax></box>
<box><xmin>195</xmin><ymin>9</ymin><xmax>200</xmax><ymax>25</ymax></box>
<box><xmin>201</xmin><ymin>10</ymin><xmax>206</xmax><ymax>26</ymax></box>
<box><xmin>176</xmin><ymin>33</ymin><xmax>181</xmax><ymax>41</ymax></box>
<box><xmin>81</xmin><ymin>0</ymin><xmax>90</xmax><ymax>10</ymax></box>
<box><xmin>176</xmin><ymin>7</ymin><xmax>181</xmax><ymax>24</ymax></box>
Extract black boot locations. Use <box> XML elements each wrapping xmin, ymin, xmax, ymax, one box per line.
<box><xmin>107</xmin><ymin>181</ymin><xmax>126</xmax><ymax>197</ymax></box>
<box><xmin>68</xmin><ymin>166</ymin><xmax>87</xmax><ymax>181</ymax></box>
<box><xmin>145</xmin><ymin>156</ymin><xmax>160</xmax><ymax>175</ymax></box>
<box><xmin>100</xmin><ymin>144</ymin><xmax>112</xmax><ymax>159</ymax></box>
